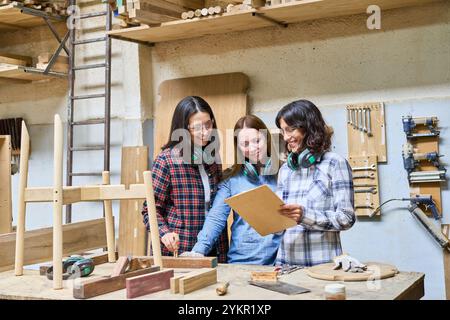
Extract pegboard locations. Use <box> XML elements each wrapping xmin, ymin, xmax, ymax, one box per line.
<box><xmin>347</xmin><ymin>103</ymin><xmax>387</xmax><ymax>163</ymax></box>
<box><xmin>349</xmin><ymin>155</ymin><xmax>380</xmax><ymax>217</ymax></box>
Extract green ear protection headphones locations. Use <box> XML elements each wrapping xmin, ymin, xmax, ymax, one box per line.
<box><xmin>46</xmin><ymin>256</ymin><xmax>95</xmax><ymax>280</ymax></box>
<box><xmin>242</xmin><ymin>158</ymin><xmax>272</xmax><ymax>182</ymax></box>
<box><xmin>287</xmin><ymin>148</ymin><xmax>322</xmax><ymax>171</ymax></box>
<box><xmin>192</xmin><ymin>146</ymin><xmax>215</xmax><ymax>164</ymax></box>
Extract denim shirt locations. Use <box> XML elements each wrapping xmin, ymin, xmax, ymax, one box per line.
<box><xmin>192</xmin><ymin>170</ymin><xmax>282</xmax><ymax>265</ymax></box>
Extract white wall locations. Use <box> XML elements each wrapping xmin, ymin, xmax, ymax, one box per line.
<box><xmin>146</xmin><ymin>1</ymin><xmax>450</xmax><ymax>299</ymax></box>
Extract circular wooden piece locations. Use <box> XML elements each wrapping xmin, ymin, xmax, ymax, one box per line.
<box><xmin>305</xmin><ymin>262</ymin><xmax>398</xmax><ymax>282</ymax></box>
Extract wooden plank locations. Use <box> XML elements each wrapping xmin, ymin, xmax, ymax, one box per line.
<box><xmin>170</xmin><ymin>274</ymin><xmax>185</xmax><ymax>293</ymax></box>
<box><xmin>0</xmin><ymin>3</ymin><xmax>46</xmax><ymax>30</ymax></box>
<box><xmin>0</xmin><ymin>136</ymin><xmax>12</xmax><ymax>234</ymax></box>
<box><xmin>119</xmin><ymin>147</ymin><xmax>148</xmax><ymax>257</ymax></box>
<box><xmin>0</xmin><ymin>54</ymin><xmax>32</xmax><ymax>66</ymax></box>
<box><xmin>126</xmin><ymin>269</ymin><xmax>174</xmax><ymax>298</ymax></box>
<box><xmin>73</xmin><ymin>266</ymin><xmax>160</xmax><ymax>299</ymax></box>
<box><xmin>0</xmin><ymin>66</ymin><xmax>66</xmax><ymax>81</ymax></box>
<box><xmin>0</xmin><ymin>218</ymin><xmax>108</xmax><ymax>272</ymax></box>
<box><xmin>107</xmin><ymin>0</ymin><xmax>439</xmax><ymax>43</ymax></box>
<box><xmin>443</xmin><ymin>224</ymin><xmax>450</xmax><ymax>300</ymax></box>
<box><xmin>179</xmin><ymin>268</ymin><xmax>217</xmax><ymax>294</ymax></box>
<box><xmin>111</xmin><ymin>256</ymin><xmax>130</xmax><ymax>277</ymax></box>
<box><xmin>155</xmin><ymin>72</ymin><xmax>249</xmax><ymax>169</ymax></box>
<box><xmin>134</xmin><ymin>256</ymin><xmax>217</xmax><ymax>268</ymax></box>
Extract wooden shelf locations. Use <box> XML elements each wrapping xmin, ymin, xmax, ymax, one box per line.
<box><xmin>0</xmin><ymin>65</ymin><xmax>67</xmax><ymax>81</ymax></box>
<box><xmin>107</xmin><ymin>0</ymin><xmax>441</xmax><ymax>44</ymax></box>
<box><xmin>0</xmin><ymin>3</ymin><xmax>65</xmax><ymax>31</ymax></box>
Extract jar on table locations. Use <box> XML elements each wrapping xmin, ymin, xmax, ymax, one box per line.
<box><xmin>324</xmin><ymin>284</ymin><xmax>346</xmax><ymax>300</ymax></box>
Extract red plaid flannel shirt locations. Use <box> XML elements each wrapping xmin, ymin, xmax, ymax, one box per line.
<box><xmin>142</xmin><ymin>148</ymin><xmax>229</xmax><ymax>262</ymax></box>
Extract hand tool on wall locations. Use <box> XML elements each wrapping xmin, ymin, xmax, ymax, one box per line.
<box><xmin>352</xmin><ymin>164</ymin><xmax>376</xmax><ymax>171</ymax></box>
<box><xmin>409</xmin><ymin>170</ymin><xmax>446</xmax><ymax>183</ymax></box>
<box><xmin>402</xmin><ymin>116</ymin><xmax>440</xmax><ymax>138</ymax></box>
<box><xmin>369</xmin><ymin>196</ymin><xmax>449</xmax><ymax>251</ymax></box>
<box><xmin>402</xmin><ymin>143</ymin><xmax>445</xmax><ymax>173</ymax></box>
<box><xmin>353</xmin><ymin>173</ymin><xmax>375</xmax><ymax>179</ymax></box>
<box><xmin>354</xmin><ymin>187</ymin><xmax>377</xmax><ymax>194</ymax></box>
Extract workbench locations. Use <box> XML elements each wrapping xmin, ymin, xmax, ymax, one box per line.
<box><xmin>0</xmin><ymin>262</ymin><xmax>424</xmax><ymax>300</ymax></box>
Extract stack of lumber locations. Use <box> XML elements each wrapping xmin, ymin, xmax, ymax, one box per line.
<box><xmin>115</xmin><ymin>0</ymin><xmax>206</xmax><ymax>28</ymax></box>
<box><xmin>0</xmin><ymin>53</ymin><xmax>32</xmax><ymax>69</ymax></box>
<box><xmin>0</xmin><ymin>0</ymin><xmax>69</xmax><ymax>16</ymax></box>
<box><xmin>35</xmin><ymin>53</ymin><xmax>69</xmax><ymax>73</ymax></box>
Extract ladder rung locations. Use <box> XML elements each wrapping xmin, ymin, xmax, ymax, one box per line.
<box><xmin>73</xmin><ymin>63</ymin><xmax>106</xmax><ymax>71</ymax></box>
<box><xmin>70</xmin><ymin>146</ymin><xmax>105</xmax><ymax>151</ymax></box>
<box><xmin>70</xmin><ymin>172</ymin><xmax>104</xmax><ymax>177</ymax></box>
<box><xmin>78</xmin><ymin>11</ymin><xmax>107</xmax><ymax>19</ymax></box>
<box><xmin>71</xmin><ymin>93</ymin><xmax>105</xmax><ymax>100</ymax></box>
<box><xmin>73</xmin><ymin>37</ymin><xmax>107</xmax><ymax>45</ymax></box>
<box><xmin>72</xmin><ymin>119</ymin><xmax>105</xmax><ymax>125</ymax></box>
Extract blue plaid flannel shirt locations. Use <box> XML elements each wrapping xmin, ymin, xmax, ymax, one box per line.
<box><xmin>275</xmin><ymin>152</ymin><xmax>356</xmax><ymax>267</ymax></box>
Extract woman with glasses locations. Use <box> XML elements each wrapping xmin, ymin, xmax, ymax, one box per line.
<box><xmin>184</xmin><ymin>115</ymin><xmax>283</xmax><ymax>265</ymax></box>
<box><xmin>141</xmin><ymin>96</ymin><xmax>229</xmax><ymax>262</ymax></box>
<box><xmin>275</xmin><ymin>100</ymin><xmax>355</xmax><ymax>267</ymax></box>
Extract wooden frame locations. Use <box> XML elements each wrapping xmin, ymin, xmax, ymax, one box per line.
<box><xmin>14</xmin><ymin>115</ymin><xmax>163</xmax><ymax>289</ymax></box>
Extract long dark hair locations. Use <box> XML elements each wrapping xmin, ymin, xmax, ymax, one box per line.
<box><xmin>275</xmin><ymin>99</ymin><xmax>332</xmax><ymax>154</ymax></box>
<box><xmin>223</xmin><ymin>115</ymin><xmax>281</xmax><ymax>181</ymax></box>
<box><xmin>161</xmin><ymin>96</ymin><xmax>218</xmax><ymax>151</ymax></box>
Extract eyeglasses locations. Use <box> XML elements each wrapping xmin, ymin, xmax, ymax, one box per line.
<box><xmin>188</xmin><ymin>120</ymin><xmax>214</xmax><ymax>132</ymax></box>
<box><xmin>280</xmin><ymin>126</ymin><xmax>299</xmax><ymax>136</ymax></box>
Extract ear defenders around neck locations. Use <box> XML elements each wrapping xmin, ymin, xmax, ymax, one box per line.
<box><xmin>242</xmin><ymin>158</ymin><xmax>272</xmax><ymax>182</ymax></box>
<box><xmin>287</xmin><ymin>148</ymin><xmax>322</xmax><ymax>170</ymax></box>
<box><xmin>192</xmin><ymin>147</ymin><xmax>214</xmax><ymax>165</ymax></box>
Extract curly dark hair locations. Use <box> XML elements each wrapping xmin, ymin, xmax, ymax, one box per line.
<box><xmin>275</xmin><ymin>99</ymin><xmax>332</xmax><ymax>154</ymax></box>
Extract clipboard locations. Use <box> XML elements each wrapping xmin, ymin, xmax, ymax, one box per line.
<box><xmin>224</xmin><ymin>185</ymin><xmax>297</xmax><ymax>236</ymax></box>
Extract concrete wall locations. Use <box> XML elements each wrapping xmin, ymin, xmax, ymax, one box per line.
<box><xmin>147</xmin><ymin>1</ymin><xmax>450</xmax><ymax>299</ymax></box>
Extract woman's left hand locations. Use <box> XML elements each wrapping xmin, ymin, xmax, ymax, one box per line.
<box><xmin>278</xmin><ymin>204</ymin><xmax>303</xmax><ymax>223</ymax></box>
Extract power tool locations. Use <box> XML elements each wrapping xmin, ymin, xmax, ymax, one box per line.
<box><xmin>402</xmin><ymin>116</ymin><xmax>439</xmax><ymax>138</ymax></box>
<box><xmin>46</xmin><ymin>256</ymin><xmax>95</xmax><ymax>280</ymax></box>
<box><xmin>369</xmin><ymin>195</ymin><xmax>449</xmax><ymax>252</ymax></box>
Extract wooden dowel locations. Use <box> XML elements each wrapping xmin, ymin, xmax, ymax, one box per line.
<box><xmin>53</xmin><ymin>114</ymin><xmax>63</xmax><ymax>289</ymax></box>
<box><xmin>102</xmin><ymin>171</ymin><xmax>116</xmax><ymax>263</ymax></box>
<box><xmin>14</xmin><ymin>121</ymin><xmax>30</xmax><ymax>276</ymax></box>
<box><xmin>143</xmin><ymin>171</ymin><xmax>163</xmax><ymax>268</ymax></box>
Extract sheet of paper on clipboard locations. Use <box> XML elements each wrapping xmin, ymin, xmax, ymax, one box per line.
<box><xmin>224</xmin><ymin>184</ymin><xmax>297</xmax><ymax>236</ymax></box>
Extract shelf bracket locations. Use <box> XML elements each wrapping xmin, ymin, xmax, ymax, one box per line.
<box><xmin>108</xmin><ymin>35</ymin><xmax>154</xmax><ymax>47</ymax></box>
<box><xmin>44</xmin><ymin>31</ymin><xmax>70</xmax><ymax>75</ymax></box>
<box><xmin>43</xmin><ymin>17</ymin><xmax>70</xmax><ymax>56</ymax></box>
<box><xmin>252</xmin><ymin>12</ymin><xmax>288</xmax><ymax>28</ymax></box>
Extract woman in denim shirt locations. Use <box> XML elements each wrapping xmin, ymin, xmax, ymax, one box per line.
<box><xmin>186</xmin><ymin>115</ymin><xmax>283</xmax><ymax>265</ymax></box>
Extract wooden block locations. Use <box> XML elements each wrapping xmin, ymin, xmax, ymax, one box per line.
<box><xmin>126</xmin><ymin>269</ymin><xmax>174</xmax><ymax>298</ymax></box>
<box><xmin>118</xmin><ymin>146</ymin><xmax>149</xmax><ymax>257</ymax></box>
<box><xmin>250</xmin><ymin>271</ymin><xmax>278</xmax><ymax>282</ymax></box>
<box><xmin>73</xmin><ymin>266</ymin><xmax>160</xmax><ymax>299</ymax></box>
<box><xmin>170</xmin><ymin>274</ymin><xmax>185</xmax><ymax>294</ymax></box>
<box><xmin>0</xmin><ymin>54</ymin><xmax>32</xmax><ymax>66</ymax></box>
<box><xmin>111</xmin><ymin>256</ymin><xmax>130</xmax><ymax>277</ymax></box>
<box><xmin>133</xmin><ymin>256</ymin><xmax>218</xmax><ymax>268</ymax></box>
<box><xmin>0</xmin><ymin>218</ymin><xmax>108</xmax><ymax>272</ymax></box>
<box><xmin>179</xmin><ymin>268</ymin><xmax>217</xmax><ymax>294</ymax></box>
